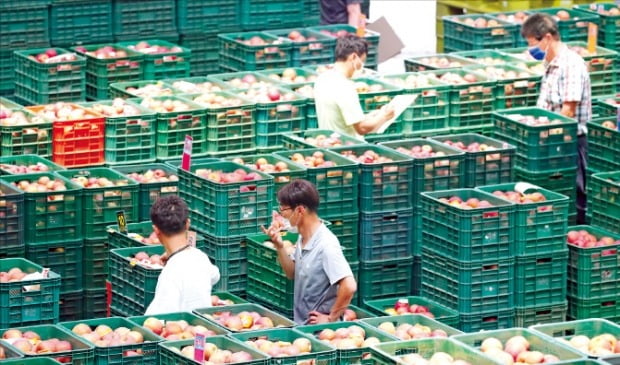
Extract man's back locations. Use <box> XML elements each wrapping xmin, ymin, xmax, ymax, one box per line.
<box><xmin>314</xmin><ymin>69</ymin><xmax>364</xmax><ymax>139</ymax></box>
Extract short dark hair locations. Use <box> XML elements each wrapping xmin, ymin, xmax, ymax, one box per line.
<box><xmin>150</xmin><ymin>195</ymin><xmax>189</xmax><ymax>236</ymax></box>
<box><xmin>521</xmin><ymin>13</ymin><xmax>560</xmax><ymax>40</ymax></box>
<box><xmin>335</xmin><ymin>34</ymin><xmax>368</xmax><ymax>61</ymax></box>
<box><xmin>277</xmin><ymin>179</ymin><xmax>320</xmax><ymax>213</ymax></box>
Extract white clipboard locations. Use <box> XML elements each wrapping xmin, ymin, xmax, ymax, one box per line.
<box><xmin>374</xmin><ymin>94</ymin><xmax>417</xmax><ymax>134</ymax></box>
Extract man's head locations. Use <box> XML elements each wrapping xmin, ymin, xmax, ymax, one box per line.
<box><xmin>335</xmin><ymin>34</ymin><xmax>368</xmax><ymax>75</ymax></box>
<box><xmin>277</xmin><ymin>179</ymin><xmax>320</xmax><ymax>226</ymax></box>
<box><xmin>521</xmin><ymin>13</ymin><xmax>561</xmax><ymax>61</ymax></box>
<box><xmin>150</xmin><ymin>195</ymin><xmax>190</xmax><ymax>238</ymax></box>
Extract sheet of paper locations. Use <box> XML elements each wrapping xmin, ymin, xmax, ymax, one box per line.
<box><xmin>375</xmin><ymin>94</ymin><xmax>417</xmax><ymax>134</ymax></box>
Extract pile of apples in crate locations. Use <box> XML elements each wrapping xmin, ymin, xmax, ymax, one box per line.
<box><xmin>2</xmin><ymin>329</ymin><xmax>73</xmax><ymax>360</ymax></box>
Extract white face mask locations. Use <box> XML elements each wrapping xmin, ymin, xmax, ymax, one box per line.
<box><xmin>352</xmin><ymin>54</ymin><xmax>364</xmax><ymax>77</ymax></box>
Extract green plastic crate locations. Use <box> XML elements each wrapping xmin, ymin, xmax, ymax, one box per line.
<box><xmin>108</xmin><ymin>80</ymin><xmax>178</xmax><ymax>99</ymax></box>
<box><xmin>241</xmin><ymin>0</ymin><xmax>304</xmax><ymax>31</ymax></box>
<box><xmin>246</xmin><ymin>232</ymin><xmax>297</xmax><ymax>315</ymax></box>
<box><xmin>80</xmin><ymin>100</ymin><xmax>157</xmax><ymax>165</ymax></box>
<box><xmin>575</xmin><ymin>3</ymin><xmax>620</xmax><ymax>51</ymax></box>
<box><xmin>476</xmin><ymin>182</ymin><xmax>570</xmax><ymax>255</ymax></box>
<box><xmin>162</xmin><ymin>157</ymin><xmax>220</xmax><ymax>172</ymax></box>
<box><xmin>82</xmin><ymin>288</ymin><xmax>107</xmax><ymax>319</ymax></box>
<box><xmin>588</xmin><ymin>171</ymin><xmax>620</xmax><ymax>234</ymax></box>
<box><xmin>2</xmin><ymin>359</ymin><xmax>64</xmax><ymax>364</ymax></box>
<box><xmin>83</xmin><ymin>237</ymin><xmax>109</xmax><ymax>290</ymax></box>
<box><xmin>514</xmin><ymin>250</ymin><xmax>569</xmax><ymax>306</ymax></box>
<box><xmin>0</xmin><ymin>180</ymin><xmax>24</xmax><ymax>259</ymax></box>
<box><xmin>111</xmin><ymin>163</ymin><xmax>178</xmax><ymax>221</ymax></box>
<box><xmin>58</xmin><ymin>317</ymin><xmax>162</xmax><ymax>365</ymax></box>
<box><xmin>108</xmin><ymin>245</ymin><xmax>163</xmax><ymax>315</ymax></box>
<box><xmin>493</xmin><ymin>107</ymin><xmax>580</xmax><ymax>170</ymax></box>
<box><xmin>0</xmin><ymin>258</ymin><xmax>61</xmax><ymax>328</ymax></box>
<box><xmin>421</xmin><ymin>249</ymin><xmax>514</xmax><ymax>313</ymax></box>
<box><xmin>231</xmin><ymin>328</ymin><xmax>337</xmax><ymax>364</ymax></box>
<box><xmin>379</xmin><ymin>138</ymin><xmax>466</xmax><ymax>210</ymax></box>
<box><xmin>177</xmin><ymin>161</ymin><xmax>273</xmax><ymax>236</ymax></box>
<box><xmin>431</xmin><ymin>133</ymin><xmax>516</xmax><ymax>188</ymax></box>
<box><xmin>0</xmin><ymin>97</ymin><xmax>22</xmax><ymax>109</ymax></box>
<box><xmin>129</xmin><ymin>311</ymin><xmax>229</xmax><ymax>339</ymax></box>
<box><xmin>371</xmin><ymin>338</ymin><xmax>499</xmax><ymax>365</ymax></box>
<box><xmin>1</xmin><ymin>172</ymin><xmax>82</xmax><ymax>244</ymax></box>
<box><xmin>193</xmin><ymin>303</ymin><xmax>296</xmax><ymax>332</ymax></box>
<box><xmin>331</xmin><ymin>145</ymin><xmax>414</xmax><ymax>212</ymax></box>
<box><xmin>443</xmin><ymin>14</ymin><xmax>518</xmax><ymax>50</ymax></box>
<box><xmin>514</xmin><ymin>167</ymin><xmax>578</xmax><ymax>207</ymax></box>
<box><xmin>158</xmin><ymin>336</ymin><xmax>268</xmax><ymax>365</ymax></box>
<box><xmin>258</xmin><ymin>67</ymin><xmax>318</xmax><ymax>87</ymax></box>
<box><xmin>0</xmin><ymin>324</ymin><xmax>95</xmax><ymax>365</ymax></box>
<box><xmin>177</xmin><ymin>0</ymin><xmax>238</xmax><ymax>33</ymax></box>
<box><xmin>212</xmin><ymin>291</ymin><xmax>248</xmax><ymax>305</ymax></box>
<box><xmin>26</xmin><ymin>238</ymin><xmax>83</xmax><ymax>293</ymax></box>
<box><xmin>224</xmin><ymin>153</ymin><xmax>307</xmax><ymax>207</ymax></box>
<box><xmin>357</xmin><ymin>208</ymin><xmax>413</xmax><ymax>261</ymax></box>
<box><xmin>403</xmin><ymin>54</ymin><xmax>478</xmax><ymax>72</ymax></box>
<box><xmin>112</xmin><ymin>0</ymin><xmax>176</xmax><ymax>41</ymax></box>
<box><xmin>281</xmin><ymin>129</ymin><xmax>367</xmax><ymax>150</ymax></box>
<box><xmin>13</xmin><ymin>47</ymin><xmax>86</xmax><ymax>83</ymax></box>
<box><xmin>107</xmin><ymin>221</ymin><xmax>206</xmax><ymax>251</ymax></box>
<box><xmin>219</xmin><ymin>32</ymin><xmax>293</xmax><ymax>71</ymax></box>
<box><xmin>453</xmin><ymin>327</ymin><xmax>585</xmax><ymax>362</ymax></box>
<box><xmin>0</xmin><ymin>110</ymin><xmax>52</xmax><ymax>158</ymax></box>
<box><xmin>0</xmin><ymin>155</ymin><xmax>64</xmax><ymax>175</ymax></box>
<box><xmin>322</xmin><ymin>212</ymin><xmax>359</xmax><ymax>263</ymax></box>
<box><xmin>165</xmin><ymin>76</ymin><xmax>228</xmax><ymax>93</ymax></box>
<box><xmin>357</xmin><ymin>258</ymin><xmax>414</xmax><ymax>305</ymax></box>
<box><xmin>203</xmin><ymin>233</ymin><xmax>248</xmax><ymax>294</ymax></box>
<box><xmin>56</xmin><ymin>168</ymin><xmax>138</xmax><ymax>239</ymax></box>
<box><xmin>0</xmin><ymin>5</ymin><xmax>48</xmax><ymax>49</ymax></box>
<box><xmin>458</xmin><ymin>309</ymin><xmax>515</xmax><ymax>332</ymax></box>
<box><xmin>309</xmin><ymin>24</ymin><xmax>380</xmax><ymax>65</ymax></box>
<box><xmin>178</xmin><ymin>31</ymin><xmax>220</xmax><ymax>77</ymax></box>
<box><xmin>116</xmin><ymin>40</ymin><xmax>190</xmax><ymax>80</ymax></box>
<box><xmin>297</xmin><ymin>321</ymin><xmax>397</xmax><ymax>365</ymax></box>
<box><xmin>182</xmin><ymin>91</ymin><xmax>256</xmax><ymax>154</ymax></box>
<box><xmin>361</xmin><ymin>313</ymin><xmax>462</xmax><ymax>339</ymax></box>
<box><xmin>379</xmin><ymin>73</ymin><xmax>451</xmax><ymax>136</ymax></box>
<box><xmin>345</xmin><ymin>304</ymin><xmax>375</xmax><ymax>322</ymax></box>
<box><xmin>588</xmin><ymin>98</ymin><xmax>620</xmax><ymax>172</ymax></box>
<box><xmin>265</xmin><ymin>29</ymin><xmax>336</xmax><ymax>66</ymax></box>
<box><xmin>290</xmin><ymin>82</ymin><xmax>317</xmax><ymax>128</ymax></box>
<box><xmin>206</xmin><ymin>71</ymin><xmax>277</xmax><ymax>90</ymax></box>
<box><xmin>275</xmin><ymin>149</ymin><xmax>359</xmax><ymax>217</ymax></box>
<box><xmin>531</xmin><ymin>318</ymin><xmax>620</xmax><ymax>358</ymax></box>
<box><xmin>568</xmin><ymin>295</ymin><xmax>620</xmax><ymax>323</ymax></box>
<box><xmin>452</xmin><ymin>49</ymin><xmax>525</xmax><ymax>65</ymax></box>
<box><xmin>566</xmin><ymin>225</ymin><xmax>620</xmax><ymax>298</ymax></box>
<box><xmin>130</xmin><ymin>96</ymin><xmax>208</xmax><ymax>160</ymax></box>
<box><xmin>566</xmin><ymin>41</ymin><xmax>619</xmax><ymax>97</ymax></box>
<box><xmin>419</xmin><ymin>189</ymin><xmax>516</xmax><ymax>261</ymax></box>
<box><xmin>514</xmin><ymin>302</ymin><xmax>568</xmax><ymax>327</ymax></box>
<box><xmin>464</xmin><ymin>64</ymin><xmax>541</xmax><ymax>109</ymax></box>
<box><xmin>50</xmin><ymin>0</ymin><xmax>112</xmax><ymax>46</ymax></box>
<box><xmin>59</xmin><ymin>289</ymin><xmax>83</xmax><ymax>322</ymax></box>
<box><xmin>535</xmin><ymin>7</ymin><xmax>600</xmax><ymax>42</ymax></box>
<box><xmin>14</xmin><ymin>75</ymin><xmax>85</xmax><ymax>105</ymax></box>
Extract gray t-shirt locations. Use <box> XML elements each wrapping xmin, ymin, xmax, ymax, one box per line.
<box><xmin>319</xmin><ymin>0</ymin><xmax>362</xmax><ymax>25</ymax></box>
<box><xmin>292</xmin><ymin>223</ymin><xmax>354</xmax><ymax>324</ymax></box>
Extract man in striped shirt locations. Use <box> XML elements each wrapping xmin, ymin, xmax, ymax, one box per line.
<box><xmin>521</xmin><ymin>13</ymin><xmax>592</xmax><ymax>224</ymax></box>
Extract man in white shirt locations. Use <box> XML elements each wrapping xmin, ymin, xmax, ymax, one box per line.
<box><xmin>314</xmin><ymin>34</ymin><xmax>394</xmax><ymax>139</ymax></box>
<box><xmin>145</xmin><ymin>196</ymin><xmax>220</xmax><ymax>315</ymax></box>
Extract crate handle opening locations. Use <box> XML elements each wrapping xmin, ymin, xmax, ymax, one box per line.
<box><xmin>536</xmin><ymin>257</ymin><xmax>552</xmax><ymax>265</ymax></box>
<box><xmin>481</xmin><ymin>315</ymin><xmax>499</xmax><ymax>323</ymax></box>
<box><xmin>536</xmin><ymin>205</ymin><xmax>553</xmax><ymax>213</ymax></box>
<box><xmin>382</xmin><ymin>214</ymin><xmax>399</xmax><ymax>222</ymax></box>
<box><xmin>601</xmin><ymin>300</ymin><xmax>617</xmax><ymax>307</ymax></box>
<box><xmin>482</xmin><ymin>264</ymin><xmax>499</xmax><ymax>271</ymax></box>
<box><xmin>535</xmin><ymin>309</ymin><xmax>552</xmax><ymax>316</ymax></box>
<box><xmin>601</xmin><ymin>248</ymin><xmax>617</xmax><ymax>257</ymax></box>
<box><xmin>239</xmin><ymin>184</ymin><xmax>257</xmax><ymax>193</ymax></box>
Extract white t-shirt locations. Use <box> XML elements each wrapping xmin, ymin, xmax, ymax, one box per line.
<box><xmin>145</xmin><ymin>247</ymin><xmax>220</xmax><ymax>315</ymax></box>
<box><xmin>314</xmin><ymin>69</ymin><xmax>365</xmax><ymax>139</ymax></box>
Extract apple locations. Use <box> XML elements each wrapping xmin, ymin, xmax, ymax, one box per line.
<box><xmin>0</xmin><ymin>109</ymin><xmax>49</xmax><ymax>127</ymax></box>
<box><xmin>232</xmin><ymin>157</ymin><xmax>292</xmax><ymax>183</ymax></box>
<box><xmin>417</xmin><ymin>56</ymin><xmax>463</xmax><ymax>69</ymax></box>
<box><xmin>244</xmin><ymin>336</ymin><xmax>312</xmax><ymax>356</ymax></box>
<box><xmin>494</xmin><ymin>11</ymin><xmax>529</xmax><ymax>24</ymax></box>
<box><xmin>0</xmin><ymin>162</ymin><xmax>52</xmax><ymax>174</ymax></box>
<box><xmin>437</xmin><ymin>195</ymin><xmax>494</xmax><ymax>209</ymax></box>
<box><xmin>203</xmin><ymin>310</ymin><xmax>275</xmax><ymax>332</ymax></box>
<box><xmin>89</xmin><ymin>98</ymin><xmax>143</xmax><ymax>117</ymax></box>
<box><xmin>71</xmin><ymin>323</ymin><xmax>147</xmax><ymax>347</ymax></box>
<box><xmin>28</xmin><ymin>102</ymin><xmax>93</xmax><ymax>121</ymax></box>
<box><xmin>11</xmin><ymin>176</ymin><xmax>68</xmax><ymax>194</ymax></box>
<box><xmin>490</xmin><ymin>189</ymin><xmax>547</xmax><ymax>204</ymax></box>
<box><xmin>70</xmin><ymin>175</ymin><xmax>129</xmax><ymax>188</ymax></box>
<box><xmin>566</xmin><ymin>229</ymin><xmax>619</xmax><ymax>248</ymax></box>
<box><xmin>141</xmin><ymin>317</ymin><xmax>217</xmax><ymax>339</ymax></box>
<box><xmin>195</xmin><ymin>168</ymin><xmax>262</xmax><ymax>183</ymax></box>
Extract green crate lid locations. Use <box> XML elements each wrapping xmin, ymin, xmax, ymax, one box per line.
<box><xmin>0</xmin><ymin>155</ymin><xmax>65</xmax><ymax>175</ymax></box>
<box><xmin>193</xmin><ymin>303</ymin><xmax>296</xmax><ymax>332</ymax></box>
<box><xmin>453</xmin><ymin>327</ymin><xmax>585</xmax><ymax>362</ymax></box>
<box><xmin>158</xmin><ymin>336</ymin><xmax>269</xmax><ymax>364</ymax></box>
<box><xmin>361</xmin><ymin>313</ymin><xmax>463</xmax><ymax>337</ymax></box>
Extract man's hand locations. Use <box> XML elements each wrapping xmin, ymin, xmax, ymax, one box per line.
<box><xmin>160</xmin><ymin>252</ymin><xmax>169</xmax><ymax>266</ymax></box>
<box><xmin>307</xmin><ymin>311</ymin><xmax>332</xmax><ymax>324</ymax></box>
<box><xmin>260</xmin><ymin>224</ymin><xmax>284</xmax><ymax>249</ymax></box>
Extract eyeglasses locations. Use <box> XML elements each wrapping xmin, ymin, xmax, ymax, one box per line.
<box><xmin>279</xmin><ymin>206</ymin><xmax>293</xmax><ymax>213</ymax></box>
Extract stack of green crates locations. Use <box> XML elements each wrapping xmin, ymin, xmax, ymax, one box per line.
<box><xmin>14</xmin><ymin>47</ymin><xmax>86</xmax><ymax>104</ymax></box>
<box><xmin>116</xmin><ymin>40</ymin><xmax>191</xmax><ymax>80</ymax></box>
<box><xmin>218</xmin><ymin>32</ymin><xmax>293</xmax><ymax>72</ymax></box>
<box><xmin>420</xmin><ymin>189</ymin><xmax>517</xmax><ymax>331</ymax></box>
<box><xmin>379</xmin><ymin>138</ymin><xmax>466</xmax><ymax>293</ymax></box>
<box><xmin>0</xmin><ymin>2</ymin><xmax>49</xmax><ymax>95</ymax></box>
<box><xmin>241</xmin><ymin>0</ymin><xmax>304</xmax><ymax>31</ymax></box>
<box><xmin>588</xmin><ymin>96</ymin><xmax>619</xmax><ymax>173</ymax></box>
<box><xmin>203</xmin><ymin>233</ymin><xmax>249</xmax><ymax>296</ymax></box>
<box><xmin>565</xmin><ymin>225</ymin><xmax>620</xmax><ymax>322</ymax></box>
<box><xmin>73</xmin><ymin>44</ymin><xmax>143</xmax><ymax>101</ymax></box>
<box><xmin>588</xmin><ymin>171</ymin><xmax>620</xmax><ymax>236</ymax></box>
<box><xmin>574</xmin><ymin>3</ymin><xmax>620</xmax><ymax>52</ymax></box>
<box><xmin>493</xmin><ymin>107</ymin><xmax>580</xmax><ymax>221</ymax></box>
<box><xmin>0</xmin><ymin>171</ymin><xmax>84</xmax><ymax>319</ymax></box>
<box><xmin>112</xmin><ymin>0</ymin><xmax>178</xmax><ymax>42</ymax></box>
<box><xmin>477</xmin><ymin>183</ymin><xmax>570</xmax><ymax>327</ymax></box>
<box><xmin>265</xmin><ymin>29</ymin><xmax>336</xmax><ymax>67</ymax></box>
<box><xmin>49</xmin><ymin>0</ymin><xmax>113</xmax><ymax>47</ymax></box>
<box><xmin>329</xmin><ymin>145</ymin><xmax>414</xmax><ymax>303</ymax></box>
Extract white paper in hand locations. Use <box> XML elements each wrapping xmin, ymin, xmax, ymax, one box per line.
<box><xmin>375</xmin><ymin>94</ymin><xmax>417</xmax><ymax>134</ymax></box>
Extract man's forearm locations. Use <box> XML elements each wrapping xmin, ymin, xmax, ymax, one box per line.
<box><xmin>328</xmin><ymin>277</ymin><xmax>356</xmax><ymax>321</ymax></box>
<box><xmin>347</xmin><ymin>3</ymin><xmax>362</xmax><ymax>27</ymax></box>
<box><xmin>276</xmin><ymin>247</ymin><xmax>295</xmax><ymax>280</ymax></box>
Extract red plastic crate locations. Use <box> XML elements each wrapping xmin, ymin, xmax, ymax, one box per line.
<box><xmin>26</xmin><ymin>104</ymin><xmax>105</xmax><ymax>168</ymax></box>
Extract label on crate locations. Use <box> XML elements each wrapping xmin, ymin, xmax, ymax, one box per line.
<box><xmin>588</xmin><ymin>23</ymin><xmax>598</xmax><ymax>54</ymax></box>
<box><xmin>514</xmin><ymin>182</ymin><xmax>538</xmax><ymax>194</ymax></box>
<box><xmin>187</xmin><ymin>231</ymin><xmax>197</xmax><ymax>247</ymax></box>
<box><xmin>41</xmin><ymin>268</ymin><xmax>49</xmax><ymax>278</ymax></box>
<box><xmin>194</xmin><ymin>333</ymin><xmax>206</xmax><ymax>362</ymax></box>
<box><xmin>181</xmin><ymin>135</ymin><xmax>193</xmax><ymax>171</ymax></box>
<box><xmin>116</xmin><ymin>211</ymin><xmax>128</xmax><ymax>234</ymax></box>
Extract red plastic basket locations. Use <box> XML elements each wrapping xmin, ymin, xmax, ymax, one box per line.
<box><xmin>26</xmin><ymin>104</ymin><xmax>105</xmax><ymax>168</ymax></box>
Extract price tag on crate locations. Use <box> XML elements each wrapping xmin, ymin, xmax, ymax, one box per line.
<box><xmin>41</xmin><ymin>268</ymin><xmax>49</xmax><ymax>278</ymax></box>
<box><xmin>181</xmin><ymin>135</ymin><xmax>193</xmax><ymax>171</ymax></box>
<box><xmin>194</xmin><ymin>333</ymin><xmax>206</xmax><ymax>362</ymax></box>
<box><xmin>187</xmin><ymin>231</ymin><xmax>197</xmax><ymax>247</ymax></box>
<box><xmin>116</xmin><ymin>210</ymin><xmax>128</xmax><ymax>234</ymax></box>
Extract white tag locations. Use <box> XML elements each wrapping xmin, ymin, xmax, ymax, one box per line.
<box><xmin>514</xmin><ymin>182</ymin><xmax>539</xmax><ymax>195</ymax></box>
